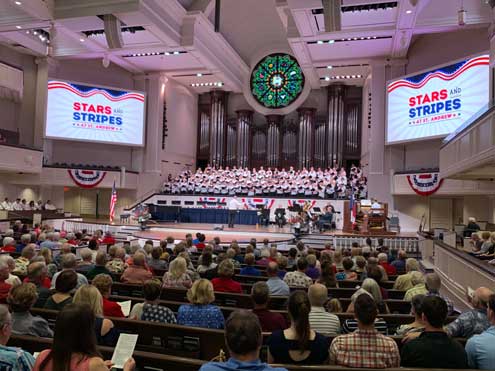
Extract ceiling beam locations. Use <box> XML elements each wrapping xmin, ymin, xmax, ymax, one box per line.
<box><xmin>187</xmin><ymin>0</ymin><xmax>216</xmax><ymax>18</ymax></box>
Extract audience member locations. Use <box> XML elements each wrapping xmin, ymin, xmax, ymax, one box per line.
<box><xmin>39</xmin><ymin>248</ymin><xmax>57</xmax><ymax>278</ymax></box>
<box><xmin>283</xmin><ymin>257</ymin><xmax>313</xmax><ymax>288</ymax></box>
<box><xmin>75</xmin><ymin>247</ymin><xmax>95</xmax><ymax>275</ymax></box>
<box><xmin>396</xmin><ymin>294</ymin><xmax>425</xmax><ymax>335</ymax></box>
<box><xmin>50</xmin><ymin>253</ymin><xmax>88</xmax><ymax>290</ymax></box>
<box><xmin>378</xmin><ymin>252</ymin><xmax>396</xmax><ymax>275</ymax></box>
<box><xmin>0</xmin><ymin>255</ymin><xmax>21</xmax><ymax>287</ymax></box>
<box><xmin>329</xmin><ymin>293</ymin><xmax>400</xmax><ymax>368</ymax></box>
<box><xmin>266</xmin><ymin>262</ymin><xmax>290</xmax><ymax>296</ymax></box>
<box><xmin>24</xmin><ymin>262</ymin><xmax>51</xmax><ymax>307</ymax></box>
<box><xmin>43</xmin><ymin>270</ymin><xmax>77</xmax><ymax>310</ymax></box>
<box><xmin>177</xmin><ymin>279</ymin><xmax>224</xmax><ymax>329</ymax></box>
<box><xmin>212</xmin><ymin>260</ymin><xmax>242</xmax><ymax>293</ymax></box>
<box><xmin>121</xmin><ymin>252</ymin><xmax>153</xmax><ymax>284</ymax></box>
<box><xmin>392</xmin><ymin>258</ymin><xmax>419</xmax><ymax>291</ymax></box>
<box><xmin>316</xmin><ymin>260</ymin><xmax>337</xmax><ymax>288</ymax></box>
<box><xmin>446</xmin><ymin>286</ymin><xmax>493</xmax><ymax>338</ymax></box>
<box><xmin>304</xmin><ymin>254</ymin><xmax>320</xmax><ymax>280</ymax></box>
<box><xmin>335</xmin><ymin>257</ymin><xmax>357</xmax><ymax>281</ymax></box>
<box><xmin>8</xmin><ymin>283</ymin><xmax>53</xmax><ymax>338</ymax></box>
<box><xmin>86</xmin><ymin>251</ymin><xmax>112</xmax><ymax>280</ymax></box>
<box><xmin>401</xmin><ymin>296</ymin><xmax>468</xmax><ymax>368</ymax></box>
<box><xmin>106</xmin><ymin>246</ymin><xmax>128</xmax><ymax>275</ymax></box>
<box><xmin>390</xmin><ymin>249</ymin><xmax>407</xmax><ymax>272</ymax></box>
<box><xmin>308</xmin><ymin>283</ymin><xmax>340</xmax><ymax>336</ymax></box>
<box><xmin>464</xmin><ymin>217</ymin><xmax>481</xmax><ymax>238</ymax></box>
<box><xmin>267</xmin><ymin>291</ymin><xmax>329</xmax><ymax>364</ymax></box>
<box><xmin>466</xmin><ymin>293</ymin><xmax>495</xmax><ymax>370</ymax></box>
<box><xmin>162</xmin><ymin>256</ymin><xmax>193</xmax><ymax>289</ymax></box>
<box><xmin>251</xmin><ymin>282</ymin><xmax>287</xmax><ymax>332</ymax></box>
<box><xmin>148</xmin><ymin>246</ymin><xmax>168</xmax><ymax>271</ymax></box>
<box><xmin>424</xmin><ymin>272</ymin><xmax>454</xmax><ymax>315</ymax></box>
<box><xmin>0</xmin><ymin>261</ymin><xmax>11</xmax><ymax>304</ymax></box>
<box><xmin>72</xmin><ymin>285</ymin><xmax>119</xmax><ymax>346</ymax></box>
<box><xmin>33</xmin><ymin>303</ymin><xmax>135</xmax><ymax>371</ymax></box>
<box><xmin>92</xmin><ymin>273</ymin><xmax>125</xmax><ymax>318</ymax></box>
<box><xmin>326</xmin><ymin>298</ymin><xmax>342</xmax><ymax>313</ymax></box>
<box><xmin>13</xmin><ymin>245</ymin><xmax>35</xmax><ymax>276</ymax></box>
<box><xmin>276</xmin><ymin>255</ymin><xmax>288</xmax><ymax>279</ymax></box>
<box><xmin>128</xmin><ymin>279</ymin><xmax>176</xmax><ymax>324</ymax></box>
<box><xmin>196</xmin><ymin>250</ymin><xmax>217</xmax><ymax>274</ymax></box>
<box><xmin>403</xmin><ymin>271</ymin><xmax>427</xmax><ymax>301</ymax></box>
<box><xmin>240</xmin><ymin>253</ymin><xmax>261</xmax><ymax>277</ymax></box>
<box><xmin>199</xmin><ymin>311</ymin><xmax>287</xmax><ymax>371</ymax></box>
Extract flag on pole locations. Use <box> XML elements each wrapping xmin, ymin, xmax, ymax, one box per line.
<box><xmin>349</xmin><ymin>190</ymin><xmax>356</xmax><ymax>226</ymax></box>
<box><xmin>109</xmin><ymin>181</ymin><xmax>117</xmax><ymax>223</ymax></box>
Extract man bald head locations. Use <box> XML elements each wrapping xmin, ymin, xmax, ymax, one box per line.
<box><xmin>308</xmin><ymin>283</ymin><xmax>328</xmax><ymax>307</ymax></box>
<box><xmin>472</xmin><ymin>287</ymin><xmax>494</xmax><ymax>309</ymax></box>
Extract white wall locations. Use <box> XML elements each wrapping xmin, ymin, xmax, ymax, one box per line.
<box><xmin>163</xmin><ymin>80</ymin><xmax>198</xmax><ymax>177</ymax></box>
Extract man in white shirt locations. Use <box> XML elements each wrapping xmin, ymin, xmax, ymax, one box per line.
<box><xmin>12</xmin><ymin>199</ymin><xmax>23</xmax><ymax>211</ymax></box>
<box><xmin>227</xmin><ymin>196</ymin><xmax>243</xmax><ymax>228</ymax></box>
<box><xmin>44</xmin><ymin>200</ymin><xmax>57</xmax><ymax>211</ymax></box>
<box><xmin>0</xmin><ymin>198</ymin><xmax>11</xmax><ymax>211</ymax></box>
<box><xmin>308</xmin><ymin>283</ymin><xmax>341</xmax><ymax>336</ymax></box>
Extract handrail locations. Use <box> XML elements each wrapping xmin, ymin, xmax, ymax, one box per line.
<box><xmin>442</xmin><ymin>100</ymin><xmax>495</xmax><ymax>147</ymax></box>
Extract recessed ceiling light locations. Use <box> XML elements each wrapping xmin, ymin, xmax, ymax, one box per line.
<box><xmin>325</xmin><ymin>77</ymin><xmax>330</xmax><ymax>81</ymax></box>
<box><xmin>79</xmin><ymin>38</ymin><xmax>85</xmax><ymax>42</ymax></box>
<box><xmin>328</xmin><ymin>40</ymin><xmax>335</xmax><ymax>44</ymax></box>
<box><xmin>196</xmin><ymin>73</ymin><xmax>202</xmax><ymax>77</ymax></box>
<box><xmin>317</xmin><ymin>40</ymin><xmax>324</xmax><ymax>44</ymax></box>
<box><xmin>16</xmin><ymin>25</ymin><xmax>21</xmax><ymax>29</ymax></box>
<box><xmin>173</xmin><ymin>51</ymin><xmax>180</xmax><ymax>55</ymax></box>
<box><xmin>406</xmin><ymin>10</ymin><xmax>412</xmax><ymax>14</ymax></box>
<box><xmin>15</xmin><ymin>1</ymin><xmax>22</xmax><ymax>5</ymax></box>
<box><xmin>327</xmin><ymin>65</ymin><xmax>333</xmax><ymax>69</ymax></box>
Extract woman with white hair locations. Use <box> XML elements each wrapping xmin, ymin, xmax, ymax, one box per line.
<box><xmin>464</xmin><ymin>217</ymin><xmax>480</xmax><ymax>238</ymax></box>
<box><xmin>162</xmin><ymin>257</ymin><xmax>192</xmax><ymax>289</ymax></box>
<box><xmin>0</xmin><ymin>255</ymin><xmax>21</xmax><ymax>287</ymax></box>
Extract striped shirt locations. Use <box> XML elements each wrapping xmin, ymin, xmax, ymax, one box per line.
<box><xmin>309</xmin><ymin>307</ymin><xmax>341</xmax><ymax>336</ymax></box>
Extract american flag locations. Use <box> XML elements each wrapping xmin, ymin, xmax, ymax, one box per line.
<box><xmin>109</xmin><ymin>181</ymin><xmax>117</xmax><ymax>223</ymax></box>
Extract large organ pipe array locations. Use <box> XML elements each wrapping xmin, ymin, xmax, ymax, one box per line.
<box><xmin>197</xmin><ymin>86</ymin><xmax>361</xmax><ymax>169</ymax></box>
<box><xmin>236</xmin><ymin>110</ymin><xmax>253</xmax><ymax>168</ymax></box>
<box><xmin>266</xmin><ymin>115</ymin><xmax>283</xmax><ymax>168</ymax></box>
<box><xmin>327</xmin><ymin>85</ymin><xmax>345</xmax><ymax>167</ymax></box>
<box><xmin>209</xmin><ymin>90</ymin><xmax>228</xmax><ymax>167</ymax></box>
<box><xmin>297</xmin><ymin>108</ymin><xmax>316</xmax><ymax>169</ymax></box>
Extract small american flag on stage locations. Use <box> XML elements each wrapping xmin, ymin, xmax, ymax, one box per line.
<box><xmin>109</xmin><ymin>181</ymin><xmax>117</xmax><ymax>223</ymax></box>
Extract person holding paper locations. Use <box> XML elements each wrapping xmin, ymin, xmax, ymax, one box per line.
<box><xmin>92</xmin><ymin>274</ymin><xmax>125</xmax><ymax>318</ymax></box>
<box><xmin>33</xmin><ymin>303</ymin><xmax>135</xmax><ymax>371</ymax></box>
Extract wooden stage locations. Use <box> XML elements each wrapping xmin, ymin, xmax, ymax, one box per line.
<box><xmin>78</xmin><ymin>219</ymin><xmax>417</xmax><ymax>245</ymax></box>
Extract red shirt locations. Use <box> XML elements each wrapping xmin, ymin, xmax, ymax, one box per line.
<box><xmin>102</xmin><ymin>297</ymin><xmax>125</xmax><ymax>317</ymax></box>
<box><xmin>1</xmin><ymin>246</ymin><xmax>15</xmax><ymax>253</ymax></box>
<box><xmin>0</xmin><ymin>281</ymin><xmax>12</xmax><ymax>304</ymax></box>
<box><xmin>252</xmin><ymin>308</ymin><xmax>287</xmax><ymax>332</ymax></box>
<box><xmin>24</xmin><ymin>276</ymin><xmax>51</xmax><ymax>289</ymax></box>
<box><xmin>195</xmin><ymin>242</ymin><xmax>206</xmax><ymax>250</ymax></box>
<box><xmin>380</xmin><ymin>262</ymin><xmax>397</xmax><ymax>276</ymax></box>
<box><xmin>102</xmin><ymin>236</ymin><xmax>116</xmax><ymax>245</ymax></box>
<box><xmin>211</xmin><ymin>277</ymin><xmax>242</xmax><ymax>293</ymax></box>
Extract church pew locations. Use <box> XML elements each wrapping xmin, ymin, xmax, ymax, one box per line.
<box><xmin>8</xmin><ymin>334</ymin><xmax>473</xmax><ymax>371</ymax></box>
<box><xmin>23</xmin><ymin>309</ymin><xmax>466</xmax><ymax>362</ymax></box>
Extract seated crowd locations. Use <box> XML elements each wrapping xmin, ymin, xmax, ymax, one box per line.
<box><xmin>162</xmin><ymin>165</ymin><xmax>367</xmax><ymax>199</ymax></box>
<box><xmin>0</xmin><ymin>224</ymin><xmax>494</xmax><ymax>370</ymax></box>
<box><xmin>470</xmin><ymin>230</ymin><xmax>495</xmax><ymax>265</ymax></box>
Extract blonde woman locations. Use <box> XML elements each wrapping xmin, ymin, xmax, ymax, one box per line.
<box><xmin>72</xmin><ymin>285</ymin><xmax>119</xmax><ymax>346</ymax></box>
<box><xmin>177</xmin><ymin>279</ymin><xmax>224</xmax><ymax>329</ymax></box>
<box><xmin>162</xmin><ymin>257</ymin><xmax>192</xmax><ymax>289</ymax></box>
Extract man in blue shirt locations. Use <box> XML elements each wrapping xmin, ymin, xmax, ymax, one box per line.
<box><xmin>466</xmin><ymin>294</ymin><xmax>495</xmax><ymax>370</ymax></box>
<box><xmin>265</xmin><ymin>262</ymin><xmax>289</xmax><ymax>296</ymax></box>
<box><xmin>239</xmin><ymin>254</ymin><xmax>261</xmax><ymax>276</ymax></box>
<box><xmin>200</xmin><ymin>311</ymin><xmax>287</xmax><ymax>371</ymax></box>
<box><xmin>0</xmin><ymin>305</ymin><xmax>35</xmax><ymax>370</ymax></box>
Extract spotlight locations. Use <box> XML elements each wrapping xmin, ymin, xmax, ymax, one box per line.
<box><xmin>327</xmin><ymin>65</ymin><xmax>333</xmax><ymax>69</ymax></box>
<box><xmin>317</xmin><ymin>40</ymin><xmax>324</xmax><ymax>44</ymax></box>
<box><xmin>325</xmin><ymin>77</ymin><xmax>330</xmax><ymax>81</ymax></box>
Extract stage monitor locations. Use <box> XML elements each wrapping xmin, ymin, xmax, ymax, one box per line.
<box><xmin>386</xmin><ymin>54</ymin><xmax>489</xmax><ymax>144</ymax></box>
<box><xmin>45</xmin><ymin>80</ymin><xmax>145</xmax><ymax>146</ymax></box>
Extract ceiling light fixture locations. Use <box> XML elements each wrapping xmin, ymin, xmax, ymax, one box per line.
<box><xmin>317</xmin><ymin>40</ymin><xmax>324</xmax><ymax>44</ymax></box>
<box><xmin>80</xmin><ymin>38</ymin><xmax>85</xmax><ymax>42</ymax></box>
<box><xmin>406</xmin><ymin>10</ymin><xmax>412</xmax><ymax>14</ymax></box>
<box><xmin>325</xmin><ymin>77</ymin><xmax>330</xmax><ymax>81</ymax></box>
<box><xmin>14</xmin><ymin>1</ymin><xmax>22</xmax><ymax>5</ymax></box>
<box><xmin>327</xmin><ymin>65</ymin><xmax>333</xmax><ymax>69</ymax></box>
<box><xmin>16</xmin><ymin>25</ymin><xmax>22</xmax><ymax>29</ymax></box>
<box><xmin>197</xmin><ymin>73</ymin><xmax>203</xmax><ymax>77</ymax></box>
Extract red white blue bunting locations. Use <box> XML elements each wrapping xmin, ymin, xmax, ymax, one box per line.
<box><xmin>241</xmin><ymin>198</ymin><xmax>275</xmax><ymax>210</ymax></box>
<box><xmin>67</xmin><ymin>169</ymin><xmax>106</xmax><ymax>189</ymax></box>
<box><xmin>198</xmin><ymin>197</ymin><xmax>226</xmax><ymax>209</ymax></box>
<box><xmin>406</xmin><ymin>173</ymin><xmax>443</xmax><ymax>196</ymax></box>
<box><xmin>287</xmin><ymin>199</ymin><xmax>316</xmax><ymax>209</ymax></box>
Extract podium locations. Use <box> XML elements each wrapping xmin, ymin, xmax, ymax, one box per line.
<box><xmin>343</xmin><ymin>201</ymin><xmax>395</xmax><ymax>235</ymax></box>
